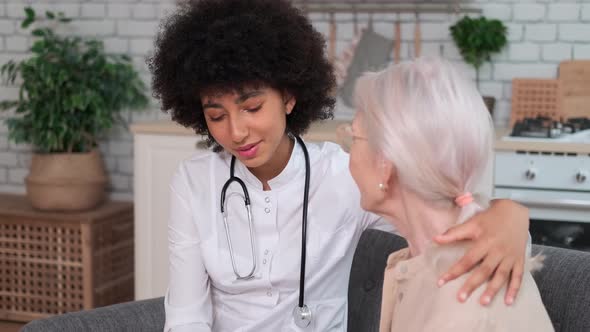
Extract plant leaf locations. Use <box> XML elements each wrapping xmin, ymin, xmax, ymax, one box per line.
<box><xmin>25</xmin><ymin>7</ymin><xmax>35</xmax><ymax>20</ymax></box>
<box><xmin>21</xmin><ymin>7</ymin><xmax>35</xmax><ymax>29</ymax></box>
<box><xmin>31</xmin><ymin>29</ymin><xmax>45</xmax><ymax>37</ymax></box>
<box><xmin>0</xmin><ymin>100</ymin><xmax>18</xmax><ymax>111</ymax></box>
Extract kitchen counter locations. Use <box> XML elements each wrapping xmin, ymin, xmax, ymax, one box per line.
<box><xmin>494</xmin><ymin>128</ymin><xmax>590</xmax><ymax>154</ymax></box>
<box><xmin>130</xmin><ymin>119</ymin><xmax>350</xmax><ymax>143</ymax></box>
<box><xmin>130</xmin><ymin>121</ymin><xmax>590</xmax><ymax>154</ymax></box>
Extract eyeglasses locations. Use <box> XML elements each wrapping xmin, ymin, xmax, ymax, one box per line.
<box><xmin>337</xmin><ymin>124</ymin><xmax>368</xmax><ymax>152</ymax></box>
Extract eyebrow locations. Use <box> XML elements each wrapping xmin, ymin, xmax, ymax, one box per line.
<box><xmin>202</xmin><ymin>102</ymin><xmax>223</xmax><ymax>110</ymax></box>
<box><xmin>202</xmin><ymin>90</ymin><xmax>264</xmax><ymax>110</ymax></box>
<box><xmin>235</xmin><ymin>90</ymin><xmax>264</xmax><ymax>104</ymax></box>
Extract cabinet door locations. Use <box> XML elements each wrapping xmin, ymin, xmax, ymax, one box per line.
<box><xmin>134</xmin><ymin>133</ymin><xmax>204</xmax><ymax>300</ymax></box>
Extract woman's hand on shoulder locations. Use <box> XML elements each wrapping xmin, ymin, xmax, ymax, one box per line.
<box><xmin>433</xmin><ymin>199</ymin><xmax>529</xmax><ymax>306</ymax></box>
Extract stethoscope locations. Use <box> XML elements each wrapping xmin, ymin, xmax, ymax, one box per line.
<box><xmin>220</xmin><ymin>135</ymin><xmax>312</xmax><ymax>328</ymax></box>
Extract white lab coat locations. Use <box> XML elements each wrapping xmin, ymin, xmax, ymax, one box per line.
<box><xmin>164</xmin><ymin>140</ymin><xmax>394</xmax><ymax>331</ymax></box>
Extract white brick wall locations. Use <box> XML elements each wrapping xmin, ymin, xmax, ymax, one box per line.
<box><xmin>8</xmin><ymin>168</ymin><xmax>27</xmax><ymax>184</ymax></box>
<box><xmin>0</xmin><ymin>0</ymin><xmax>589</xmax><ymax>198</ymax></box>
<box><xmin>513</xmin><ymin>4</ymin><xmax>546</xmax><ymax>22</ymax></box>
<box><xmin>81</xmin><ymin>4</ymin><xmax>107</xmax><ymax>19</ymax></box>
<box><xmin>542</xmin><ymin>43</ymin><xmax>572</xmax><ymax>61</ymax></box>
<box><xmin>509</xmin><ymin>43</ymin><xmax>540</xmax><ymax>61</ymax></box>
<box><xmin>574</xmin><ymin>44</ymin><xmax>590</xmax><ymax>59</ymax></box>
<box><xmin>547</xmin><ymin>4</ymin><xmax>580</xmax><ymax>22</ymax></box>
<box><xmin>560</xmin><ymin>23</ymin><xmax>590</xmax><ymax>42</ymax></box>
<box><xmin>525</xmin><ymin>24</ymin><xmax>556</xmax><ymax>41</ymax></box>
<box><xmin>482</xmin><ymin>4</ymin><xmax>512</xmax><ymax>21</ymax></box>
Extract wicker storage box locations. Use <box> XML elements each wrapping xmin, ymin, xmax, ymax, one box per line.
<box><xmin>0</xmin><ymin>194</ymin><xmax>134</xmax><ymax>322</ymax></box>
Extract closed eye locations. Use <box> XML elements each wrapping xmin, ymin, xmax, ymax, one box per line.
<box><xmin>244</xmin><ymin>105</ymin><xmax>262</xmax><ymax>113</ymax></box>
<box><xmin>208</xmin><ymin>114</ymin><xmax>226</xmax><ymax>122</ymax></box>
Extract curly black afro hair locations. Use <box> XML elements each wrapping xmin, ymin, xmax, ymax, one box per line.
<box><xmin>148</xmin><ymin>0</ymin><xmax>336</xmax><ymax>149</ymax></box>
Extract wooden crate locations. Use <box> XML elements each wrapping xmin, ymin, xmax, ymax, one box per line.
<box><xmin>559</xmin><ymin>60</ymin><xmax>590</xmax><ymax>119</ymax></box>
<box><xmin>0</xmin><ymin>194</ymin><xmax>134</xmax><ymax>322</ymax></box>
<box><xmin>510</xmin><ymin>79</ymin><xmax>563</xmax><ymax>126</ymax></box>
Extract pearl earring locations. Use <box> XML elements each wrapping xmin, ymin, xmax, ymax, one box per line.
<box><xmin>378</xmin><ymin>183</ymin><xmax>387</xmax><ymax>192</ymax></box>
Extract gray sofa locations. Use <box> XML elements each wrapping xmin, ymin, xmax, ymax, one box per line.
<box><xmin>22</xmin><ymin>229</ymin><xmax>590</xmax><ymax>332</ymax></box>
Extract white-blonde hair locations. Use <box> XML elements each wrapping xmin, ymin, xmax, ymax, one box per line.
<box><xmin>354</xmin><ymin>56</ymin><xmax>494</xmax><ymax>223</ymax></box>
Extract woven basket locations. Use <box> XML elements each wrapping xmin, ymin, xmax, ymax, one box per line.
<box><xmin>25</xmin><ymin>150</ymin><xmax>107</xmax><ymax>211</ymax></box>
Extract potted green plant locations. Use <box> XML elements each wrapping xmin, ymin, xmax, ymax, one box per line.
<box><xmin>0</xmin><ymin>7</ymin><xmax>148</xmax><ymax>211</ymax></box>
<box><xmin>450</xmin><ymin>15</ymin><xmax>507</xmax><ymax>115</ymax></box>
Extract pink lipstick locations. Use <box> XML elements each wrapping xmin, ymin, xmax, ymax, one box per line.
<box><xmin>236</xmin><ymin>142</ymin><xmax>259</xmax><ymax>159</ymax></box>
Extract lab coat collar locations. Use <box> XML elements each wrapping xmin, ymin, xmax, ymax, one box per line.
<box><xmin>233</xmin><ymin>136</ymin><xmax>305</xmax><ymax>191</ymax></box>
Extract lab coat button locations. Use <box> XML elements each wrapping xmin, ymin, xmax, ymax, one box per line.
<box><xmin>265</xmin><ymin>208</ymin><xmax>270</xmax><ymax>214</ymax></box>
<box><xmin>265</xmin><ymin>197</ymin><xmax>271</xmax><ymax>203</ymax></box>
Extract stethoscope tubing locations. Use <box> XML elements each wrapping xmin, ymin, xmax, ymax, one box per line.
<box><xmin>220</xmin><ymin>136</ymin><xmax>311</xmax><ymax>310</ymax></box>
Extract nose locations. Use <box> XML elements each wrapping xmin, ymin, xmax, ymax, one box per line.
<box><xmin>228</xmin><ymin>114</ymin><xmax>248</xmax><ymax>144</ymax></box>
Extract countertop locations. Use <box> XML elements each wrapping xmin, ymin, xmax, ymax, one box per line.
<box><xmin>131</xmin><ymin>121</ymin><xmax>590</xmax><ymax>154</ymax></box>
<box><xmin>494</xmin><ymin>128</ymin><xmax>590</xmax><ymax>154</ymax></box>
<box><xmin>130</xmin><ymin>119</ymin><xmax>349</xmax><ymax>143</ymax></box>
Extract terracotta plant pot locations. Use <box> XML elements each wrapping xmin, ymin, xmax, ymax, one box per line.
<box><xmin>483</xmin><ymin>96</ymin><xmax>496</xmax><ymax>116</ymax></box>
<box><xmin>25</xmin><ymin>150</ymin><xmax>108</xmax><ymax>211</ymax></box>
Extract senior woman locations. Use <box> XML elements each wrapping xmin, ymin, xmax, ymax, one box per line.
<box><xmin>348</xmin><ymin>57</ymin><xmax>554</xmax><ymax>331</ymax></box>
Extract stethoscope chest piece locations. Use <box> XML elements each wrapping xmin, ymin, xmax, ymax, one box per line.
<box><xmin>292</xmin><ymin>304</ymin><xmax>312</xmax><ymax>328</ymax></box>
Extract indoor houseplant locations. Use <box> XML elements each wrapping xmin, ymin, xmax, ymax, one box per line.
<box><xmin>0</xmin><ymin>7</ymin><xmax>148</xmax><ymax>210</ymax></box>
<box><xmin>450</xmin><ymin>15</ymin><xmax>507</xmax><ymax>114</ymax></box>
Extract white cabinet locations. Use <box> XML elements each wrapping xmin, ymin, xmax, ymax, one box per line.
<box><xmin>133</xmin><ymin>131</ymin><xmax>203</xmax><ymax>300</ymax></box>
<box><xmin>132</xmin><ymin>120</ymin><xmax>347</xmax><ymax>300</ymax></box>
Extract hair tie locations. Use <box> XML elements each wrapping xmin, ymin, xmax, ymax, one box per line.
<box><xmin>455</xmin><ymin>193</ymin><xmax>474</xmax><ymax>207</ymax></box>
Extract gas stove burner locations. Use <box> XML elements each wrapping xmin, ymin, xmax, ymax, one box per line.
<box><xmin>567</xmin><ymin>117</ymin><xmax>590</xmax><ymax>132</ymax></box>
<box><xmin>511</xmin><ymin>116</ymin><xmax>564</xmax><ymax>138</ymax></box>
<box><xmin>511</xmin><ymin>116</ymin><xmax>590</xmax><ymax>138</ymax></box>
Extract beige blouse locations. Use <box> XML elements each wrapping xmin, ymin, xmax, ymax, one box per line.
<box><xmin>379</xmin><ymin>243</ymin><xmax>554</xmax><ymax>332</ymax></box>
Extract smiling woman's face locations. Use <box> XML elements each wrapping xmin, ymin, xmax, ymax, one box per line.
<box><xmin>201</xmin><ymin>87</ymin><xmax>296</xmax><ymax>170</ymax></box>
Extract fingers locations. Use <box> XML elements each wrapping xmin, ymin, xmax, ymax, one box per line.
<box><xmin>505</xmin><ymin>257</ymin><xmax>525</xmax><ymax>306</ymax></box>
<box><xmin>438</xmin><ymin>242</ymin><xmax>487</xmax><ymax>287</ymax></box>
<box><xmin>455</xmin><ymin>252</ymin><xmax>503</xmax><ymax>303</ymax></box>
<box><xmin>433</xmin><ymin>220</ymin><xmax>482</xmax><ymax>245</ymax></box>
<box><xmin>480</xmin><ymin>259</ymin><xmax>513</xmax><ymax>306</ymax></box>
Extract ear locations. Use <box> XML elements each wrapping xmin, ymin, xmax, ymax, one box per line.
<box><xmin>378</xmin><ymin>155</ymin><xmax>396</xmax><ymax>190</ymax></box>
<box><xmin>283</xmin><ymin>92</ymin><xmax>296</xmax><ymax>115</ymax></box>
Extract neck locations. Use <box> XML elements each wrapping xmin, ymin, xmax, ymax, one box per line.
<box><xmin>249</xmin><ymin>134</ymin><xmax>294</xmax><ymax>190</ymax></box>
<box><xmin>380</xmin><ymin>189</ymin><xmax>459</xmax><ymax>257</ymax></box>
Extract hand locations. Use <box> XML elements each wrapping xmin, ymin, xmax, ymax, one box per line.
<box><xmin>433</xmin><ymin>199</ymin><xmax>529</xmax><ymax>306</ymax></box>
